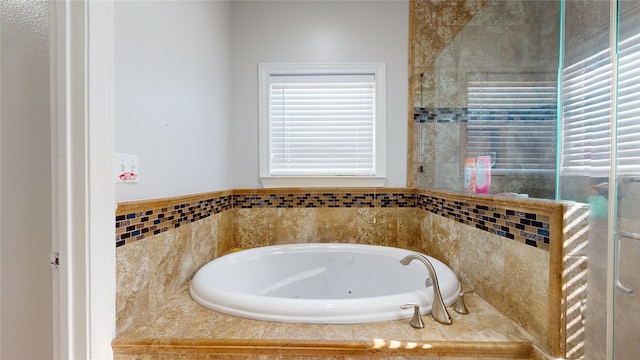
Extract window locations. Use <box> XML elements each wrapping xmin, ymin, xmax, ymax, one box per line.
<box><xmin>466</xmin><ymin>81</ymin><xmax>557</xmax><ymax>175</ymax></box>
<box><xmin>561</xmin><ymin>32</ymin><xmax>640</xmax><ymax>176</ymax></box>
<box><xmin>561</xmin><ymin>50</ymin><xmax>612</xmax><ymax>176</ymax></box>
<box><xmin>258</xmin><ymin>63</ymin><xmax>387</xmax><ymax>188</ymax></box>
<box><xmin>616</xmin><ymin>32</ymin><xmax>640</xmax><ymax>175</ymax></box>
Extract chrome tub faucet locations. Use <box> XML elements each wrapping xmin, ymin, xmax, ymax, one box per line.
<box><xmin>400</xmin><ymin>253</ymin><xmax>452</xmax><ymax>325</ymax></box>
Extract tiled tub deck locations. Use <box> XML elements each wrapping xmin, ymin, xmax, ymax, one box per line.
<box><xmin>114</xmin><ymin>188</ymin><xmax>571</xmax><ymax>359</ymax></box>
<box><xmin>112</xmin><ymin>284</ymin><xmax>537</xmax><ymax>359</ymax></box>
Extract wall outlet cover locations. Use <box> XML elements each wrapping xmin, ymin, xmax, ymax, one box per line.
<box><xmin>115</xmin><ymin>153</ymin><xmax>139</xmax><ymax>183</ymax></box>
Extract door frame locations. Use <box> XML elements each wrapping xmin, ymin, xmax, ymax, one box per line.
<box><xmin>51</xmin><ymin>1</ymin><xmax>115</xmax><ymax>358</ymax></box>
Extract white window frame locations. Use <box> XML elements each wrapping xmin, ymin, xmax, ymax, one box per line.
<box><xmin>258</xmin><ymin>63</ymin><xmax>387</xmax><ymax>188</ymax></box>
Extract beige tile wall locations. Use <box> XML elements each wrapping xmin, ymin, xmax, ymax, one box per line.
<box><xmin>417</xmin><ymin>209</ymin><xmax>551</xmax><ymax>348</ymax></box>
<box><xmin>116</xmin><ymin>211</ymin><xmax>234</xmax><ymax>333</ymax></box>
<box><xmin>233</xmin><ymin>207</ymin><xmax>420</xmax><ymax>251</ymax></box>
<box><xmin>115</xmin><ymin>188</ymin><xmax>569</xmax><ymax>357</ymax></box>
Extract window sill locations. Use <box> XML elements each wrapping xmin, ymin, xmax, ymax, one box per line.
<box><xmin>260</xmin><ymin>176</ymin><xmax>387</xmax><ymax>188</ymax></box>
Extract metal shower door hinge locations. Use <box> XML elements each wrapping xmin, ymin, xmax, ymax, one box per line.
<box><xmin>50</xmin><ymin>252</ymin><xmax>60</xmax><ymax>270</ymax></box>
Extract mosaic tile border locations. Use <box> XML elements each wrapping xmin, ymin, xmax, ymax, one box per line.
<box><xmin>232</xmin><ymin>192</ymin><xmax>418</xmax><ymax>208</ymax></box>
<box><xmin>417</xmin><ymin>194</ymin><xmax>550</xmax><ymax>250</ymax></box>
<box><xmin>413</xmin><ymin>107</ymin><xmax>468</xmax><ymax>123</ymax></box>
<box><xmin>115</xmin><ymin>194</ymin><xmax>232</xmax><ymax>247</ymax></box>
<box><xmin>412</xmin><ymin>106</ymin><xmax>556</xmax><ymax>124</ymax></box>
<box><xmin>115</xmin><ymin>190</ymin><xmax>552</xmax><ymax>251</ymax></box>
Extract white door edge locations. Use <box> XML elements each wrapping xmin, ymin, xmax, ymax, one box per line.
<box><xmin>51</xmin><ymin>1</ymin><xmax>116</xmax><ymax>359</ymax></box>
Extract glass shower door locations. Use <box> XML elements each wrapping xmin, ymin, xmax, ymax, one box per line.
<box><xmin>562</xmin><ymin>1</ymin><xmax>640</xmax><ymax>358</ymax></box>
<box><xmin>612</xmin><ymin>1</ymin><xmax>640</xmax><ymax>357</ymax></box>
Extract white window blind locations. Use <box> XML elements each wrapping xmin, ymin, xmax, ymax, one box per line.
<box><xmin>268</xmin><ymin>74</ymin><xmax>376</xmax><ymax>176</ymax></box>
<box><xmin>617</xmin><ymin>32</ymin><xmax>640</xmax><ymax>175</ymax></box>
<box><xmin>466</xmin><ymin>81</ymin><xmax>557</xmax><ymax>174</ymax></box>
<box><xmin>561</xmin><ymin>32</ymin><xmax>640</xmax><ymax>176</ymax></box>
<box><xmin>561</xmin><ymin>50</ymin><xmax>612</xmax><ymax>176</ymax></box>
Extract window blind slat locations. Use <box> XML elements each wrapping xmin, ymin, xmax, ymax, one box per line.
<box><xmin>269</xmin><ymin>74</ymin><xmax>376</xmax><ymax>176</ymax></box>
<box><xmin>561</xmin><ymin>48</ymin><xmax>612</xmax><ymax>176</ymax></box>
<box><xmin>466</xmin><ymin>81</ymin><xmax>557</xmax><ymax>174</ymax></box>
<box><xmin>616</xmin><ymin>32</ymin><xmax>640</xmax><ymax>175</ymax></box>
<box><xmin>561</xmin><ymin>32</ymin><xmax>640</xmax><ymax>176</ymax></box>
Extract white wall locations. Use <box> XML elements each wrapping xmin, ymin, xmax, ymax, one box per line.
<box><xmin>114</xmin><ymin>0</ymin><xmax>409</xmax><ymax>200</ymax></box>
<box><xmin>230</xmin><ymin>0</ymin><xmax>409</xmax><ymax>188</ymax></box>
<box><xmin>114</xmin><ymin>1</ymin><xmax>232</xmax><ymax>202</ymax></box>
<box><xmin>0</xmin><ymin>1</ymin><xmax>53</xmax><ymax>358</ymax></box>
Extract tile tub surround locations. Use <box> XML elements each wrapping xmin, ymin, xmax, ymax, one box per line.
<box><xmin>115</xmin><ymin>188</ymin><xmax>567</xmax><ymax>357</ymax></box>
<box><xmin>116</xmin><ymin>188</ymin><xmax>553</xmax><ymax>251</ymax></box>
<box><xmin>112</xmin><ymin>284</ymin><xmax>536</xmax><ymax>359</ymax></box>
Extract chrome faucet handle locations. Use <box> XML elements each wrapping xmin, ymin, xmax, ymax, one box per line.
<box><xmin>400</xmin><ymin>303</ymin><xmax>425</xmax><ymax>328</ymax></box>
<box><xmin>453</xmin><ymin>290</ymin><xmax>474</xmax><ymax>314</ymax></box>
<box><xmin>400</xmin><ymin>254</ymin><xmax>452</xmax><ymax>325</ymax></box>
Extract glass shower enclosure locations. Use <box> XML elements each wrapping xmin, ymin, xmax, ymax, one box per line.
<box><xmin>410</xmin><ymin>1</ymin><xmax>639</xmax><ymax>356</ymax></box>
<box><xmin>560</xmin><ymin>1</ymin><xmax>640</xmax><ymax>358</ymax></box>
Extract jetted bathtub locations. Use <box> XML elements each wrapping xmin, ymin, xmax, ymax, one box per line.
<box><xmin>189</xmin><ymin>243</ymin><xmax>461</xmax><ymax>324</ymax></box>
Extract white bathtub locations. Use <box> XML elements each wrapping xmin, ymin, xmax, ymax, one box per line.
<box><xmin>189</xmin><ymin>243</ymin><xmax>461</xmax><ymax>324</ymax></box>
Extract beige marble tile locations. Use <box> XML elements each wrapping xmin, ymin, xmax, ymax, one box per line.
<box><xmin>439</xmin><ymin>358</ymin><xmax>510</xmax><ymax>360</ymax></box>
<box><xmin>262</xmin><ymin>322</ymin><xmax>354</xmax><ymax>341</ymax></box>
<box><xmin>235</xmin><ymin>208</ymin><xmax>275</xmax><ymax>248</ymax></box>
<box><xmin>116</xmin><ymin>239</ymin><xmax>150</xmax><ymax>333</ymax></box>
<box><xmin>147</xmin><ymin>225</ymin><xmax>191</xmax><ymax>309</ymax></box>
<box><xmin>114</xmin><ymin>354</ymin><xmax>158</xmax><ymax>360</ymax></box>
<box><xmin>418</xmin><ymin>210</ymin><xmax>434</xmax><ymax>254</ymax></box>
<box><xmin>115</xmin><ymin>277</ymin><xmax>534</xmax><ymax>351</ymax></box>
<box><xmin>278</xmin><ymin>357</ymin><xmax>341</xmax><ymax>360</ymax></box>
<box><xmin>433</xmin><ymin>123</ymin><xmax>460</xmax><ymax>164</ymax></box>
<box><xmin>428</xmin><ymin>216</ymin><xmax>460</xmax><ymax>273</ymax></box>
<box><xmin>356</xmin><ymin>208</ymin><xmax>379</xmax><ymax>245</ymax></box>
<box><xmin>115</xmin><ymin>187</ymin><xmax>561</xmax><ymax>358</ymax></box>
<box><xmin>182</xmin><ymin>311</ymin><xmax>268</xmax><ymax>340</ymax></box>
<box><xmin>411</xmin><ymin>0</ymin><xmax>485</xmax><ymax>87</ymax></box>
<box><xmin>459</xmin><ymin>226</ymin><xmax>505</xmax><ymax>311</ymax></box>
<box><xmin>397</xmin><ymin>208</ymin><xmax>420</xmax><ymax>251</ymax></box>
<box><xmin>419</xmin><ymin>123</ymin><xmax>437</xmax><ymax>163</ymax></box>
<box><xmin>157</xmin><ymin>355</ymin><xmax>276</xmax><ymax>360</ymax></box>
<box><xmin>376</xmin><ymin>208</ymin><xmax>399</xmax><ymax>248</ymax></box>
<box><xmin>356</xmin><ymin>208</ymin><xmax>399</xmax><ymax>246</ymax></box>
<box><xmin>504</xmin><ymin>240</ymin><xmax>550</xmax><ymax>343</ymax></box>
<box><xmin>352</xmin><ymin>319</ymin><xmax>447</xmax><ymax>343</ymax></box>
<box><xmin>377</xmin><ymin>357</ymin><xmax>438</xmax><ymax>360</ymax></box>
<box><xmin>194</xmin><ymin>215</ymin><xmax>218</xmax><ymax>254</ymax></box>
<box><xmin>272</xmin><ymin>208</ymin><xmax>318</xmax><ymax>244</ymax></box>
<box><xmin>215</xmin><ymin>210</ymin><xmax>234</xmax><ymax>257</ymax></box>
<box><xmin>189</xmin><ymin>217</ymin><xmax>217</xmax><ymax>274</ymax></box>
<box><xmin>317</xmin><ymin>208</ymin><xmax>358</xmax><ymax>243</ymax></box>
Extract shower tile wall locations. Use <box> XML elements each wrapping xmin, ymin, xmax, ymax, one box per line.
<box><xmin>409</xmin><ymin>0</ymin><xmax>559</xmax><ymax>196</ymax></box>
<box><xmin>114</xmin><ymin>188</ymin><xmax>566</xmax><ymax>355</ymax></box>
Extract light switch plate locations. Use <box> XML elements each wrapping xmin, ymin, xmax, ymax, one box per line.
<box><xmin>115</xmin><ymin>153</ymin><xmax>139</xmax><ymax>183</ymax></box>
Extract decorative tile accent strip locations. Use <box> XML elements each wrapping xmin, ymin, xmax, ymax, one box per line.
<box><xmin>115</xmin><ymin>189</ymin><xmax>553</xmax><ymax>251</ymax></box>
<box><xmin>413</xmin><ymin>106</ymin><xmax>556</xmax><ymax>124</ymax></box>
<box><xmin>417</xmin><ymin>193</ymin><xmax>551</xmax><ymax>250</ymax></box>
<box><xmin>231</xmin><ymin>192</ymin><xmax>418</xmax><ymax>209</ymax></box>
<box><xmin>115</xmin><ymin>194</ymin><xmax>232</xmax><ymax>247</ymax></box>
<box><xmin>413</xmin><ymin>107</ymin><xmax>468</xmax><ymax>123</ymax></box>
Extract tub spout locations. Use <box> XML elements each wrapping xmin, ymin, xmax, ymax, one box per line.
<box><xmin>400</xmin><ymin>254</ymin><xmax>452</xmax><ymax>325</ymax></box>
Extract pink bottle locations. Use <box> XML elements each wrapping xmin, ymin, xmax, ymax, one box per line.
<box><xmin>475</xmin><ymin>155</ymin><xmax>492</xmax><ymax>194</ymax></box>
<box><xmin>464</xmin><ymin>158</ymin><xmax>476</xmax><ymax>193</ymax></box>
